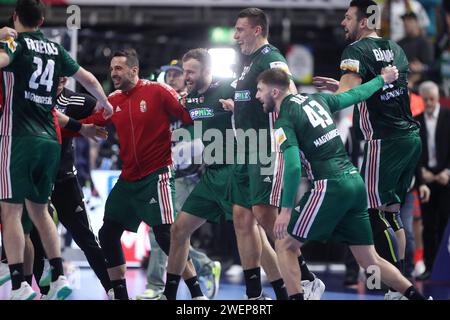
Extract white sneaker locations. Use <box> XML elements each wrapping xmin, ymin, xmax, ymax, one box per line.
<box><xmin>384</xmin><ymin>290</ymin><xmax>407</xmax><ymax>300</ymax></box>
<box><xmin>0</xmin><ymin>262</ymin><xmax>11</xmax><ymax>286</ymax></box>
<box><xmin>302</xmin><ymin>278</ymin><xmax>325</xmax><ymax>300</ymax></box>
<box><xmin>136</xmin><ymin>288</ymin><xmax>163</xmax><ymax>300</ymax></box>
<box><xmin>200</xmin><ymin>261</ymin><xmax>222</xmax><ymax>300</ymax></box>
<box><xmin>225</xmin><ymin>264</ymin><xmax>243</xmax><ymax>277</ymax></box>
<box><xmin>10</xmin><ymin>282</ymin><xmax>37</xmax><ymax>300</ymax></box>
<box><xmin>192</xmin><ymin>295</ymin><xmax>209</xmax><ymax>300</ymax></box>
<box><xmin>412</xmin><ymin>260</ymin><xmax>426</xmax><ymax>278</ymax></box>
<box><xmin>246</xmin><ymin>292</ymin><xmax>272</xmax><ymax>300</ymax></box>
<box><xmin>107</xmin><ymin>289</ymin><xmax>115</xmax><ymax>300</ymax></box>
<box><xmin>42</xmin><ymin>275</ymin><xmax>72</xmax><ymax>300</ymax></box>
<box><xmin>428</xmin><ymin>296</ymin><xmax>433</xmax><ymax>300</ymax></box>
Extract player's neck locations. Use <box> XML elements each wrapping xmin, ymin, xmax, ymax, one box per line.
<box><xmin>249</xmin><ymin>38</ymin><xmax>269</xmax><ymax>55</ymax></box>
<box><xmin>357</xmin><ymin>29</ymin><xmax>379</xmax><ymax>40</ymax></box>
<box><xmin>198</xmin><ymin>75</ymin><xmax>213</xmax><ymax>95</ymax></box>
<box><xmin>123</xmin><ymin>77</ymin><xmax>139</xmax><ymax>92</ymax></box>
<box><xmin>275</xmin><ymin>91</ymin><xmax>290</xmax><ymax>113</ymax></box>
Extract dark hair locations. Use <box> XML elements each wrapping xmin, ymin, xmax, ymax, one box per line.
<box><xmin>112</xmin><ymin>48</ymin><xmax>139</xmax><ymax>68</ymax></box>
<box><xmin>349</xmin><ymin>0</ymin><xmax>378</xmax><ymax>21</ymax></box>
<box><xmin>257</xmin><ymin>68</ymin><xmax>290</xmax><ymax>90</ymax></box>
<box><xmin>15</xmin><ymin>0</ymin><xmax>45</xmax><ymax>28</ymax></box>
<box><xmin>182</xmin><ymin>48</ymin><xmax>211</xmax><ymax>69</ymax></box>
<box><xmin>237</xmin><ymin>8</ymin><xmax>269</xmax><ymax>38</ymax></box>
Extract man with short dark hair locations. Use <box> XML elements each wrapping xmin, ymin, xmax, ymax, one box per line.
<box><xmin>0</xmin><ymin>0</ymin><xmax>112</xmax><ymax>300</ymax></box>
<box><xmin>313</xmin><ymin>0</ymin><xmax>421</xmax><ymax>300</ymax></box>
<box><xmin>80</xmin><ymin>49</ymin><xmax>208</xmax><ymax>300</ymax></box>
<box><xmin>221</xmin><ymin>7</ymin><xmax>323</xmax><ymax>300</ymax></box>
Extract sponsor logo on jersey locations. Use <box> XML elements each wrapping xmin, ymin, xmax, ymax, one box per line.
<box><xmin>372</xmin><ymin>48</ymin><xmax>394</xmax><ymax>63</ymax></box>
<box><xmin>261</xmin><ymin>46</ymin><xmax>272</xmax><ymax>55</ymax></box>
<box><xmin>263</xmin><ymin>176</ymin><xmax>271</xmax><ymax>183</ymax></box>
<box><xmin>189</xmin><ymin>107</ymin><xmax>214</xmax><ymax>119</ymax></box>
<box><xmin>149</xmin><ymin>198</ymin><xmax>157</xmax><ymax>204</ymax></box>
<box><xmin>116</xmin><ymin>105</ymin><xmax>121</xmax><ymax>112</ymax></box>
<box><xmin>269</xmin><ymin>61</ymin><xmax>291</xmax><ymax>75</ymax></box>
<box><xmin>234</xmin><ymin>90</ymin><xmax>251</xmax><ymax>102</ymax></box>
<box><xmin>340</xmin><ymin>58</ymin><xmax>360</xmax><ymax>73</ymax></box>
<box><xmin>140</xmin><ymin>100</ymin><xmax>147</xmax><ymax>112</ymax></box>
<box><xmin>274</xmin><ymin>128</ymin><xmax>287</xmax><ymax>146</ymax></box>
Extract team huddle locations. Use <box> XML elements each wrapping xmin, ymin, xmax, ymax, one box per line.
<box><xmin>0</xmin><ymin>0</ymin><xmax>433</xmax><ymax>300</ymax></box>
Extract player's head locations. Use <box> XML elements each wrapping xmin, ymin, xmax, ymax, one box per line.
<box><xmin>419</xmin><ymin>81</ymin><xmax>440</xmax><ymax>115</ymax></box>
<box><xmin>401</xmin><ymin>12</ymin><xmax>421</xmax><ymax>37</ymax></box>
<box><xmin>234</xmin><ymin>8</ymin><xmax>268</xmax><ymax>55</ymax></box>
<box><xmin>161</xmin><ymin>59</ymin><xmax>185</xmax><ymax>93</ymax></box>
<box><xmin>256</xmin><ymin>68</ymin><xmax>290</xmax><ymax>113</ymax></box>
<box><xmin>342</xmin><ymin>0</ymin><xmax>378</xmax><ymax>42</ymax></box>
<box><xmin>14</xmin><ymin>0</ymin><xmax>45</xmax><ymax>30</ymax></box>
<box><xmin>110</xmin><ymin>49</ymin><xmax>140</xmax><ymax>91</ymax></box>
<box><xmin>182</xmin><ymin>48</ymin><xmax>212</xmax><ymax>94</ymax></box>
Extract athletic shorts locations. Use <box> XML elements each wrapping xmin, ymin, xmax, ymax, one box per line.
<box><xmin>288</xmin><ymin>169</ymin><xmax>374</xmax><ymax>245</ymax></box>
<box><xmin>227</xmin><ymin>151</ymin><xmax>284</xmax><ymax>208</ymax></box>
<box><xmin>104</xmin><ymin>166</ymin><xmax>175</xmax><ymax>232</ymax></box>
<box><xmin>0</xmin><ymin>136</ymin><xmax>60</xmax><ymax>204</ymax></box>
<box><xmin>182</xmin><ymin>165</ymin><xmax>233</xmax><ymax>223</ymax></box>
<box><xmin>361</xmin><ymin>133</ymin><xmax>421</xmax><ymax>208</ymax></box>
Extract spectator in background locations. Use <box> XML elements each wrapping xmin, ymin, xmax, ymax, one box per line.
<box><xmin>418</xmin><ymin>0</ymin><xmax>442</xmax><ymax>38</ymax></box>
<box><xmin>436</xmin><ymin>2</ymin><xmax>450</xmax><ymax>95</ymax></box>
<box><xmin>398</xmin><ymin>12</ymin><xmax>434</xmax><ymax>88</ymax></box>
<box><xmin>414</xmin><ymin>81</ymin><xmax>450</xmax><ymax>280</ymax></box>
<box><xmin>381</xmin><ymin>0</ymin><xmax>430</xmax><ymax>42</ymax></box>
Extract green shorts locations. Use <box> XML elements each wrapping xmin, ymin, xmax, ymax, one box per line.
<box><xmin>182</xmin><ymin>165</ymin><xmax>233</xmax><ymax>223</ymax></box>
<box><xmin>361</xmin><ymin>133</ymin><xmax>421</xmax><ymax>208</ymax></box>
<box><xmin>0</xmin><ymin>136</ymin><xmax>60</xmax><ymax>204</ymax></box>
<box><xmin>105</xmin><ymin>166</ymin><xmax>176</xmax><ymax>232</ymax></box>
<box><xmin>228</xmin><ymin>151</ymin><xmax>284</xmax><ymax>208</ymax></box>
<box><xmin>288</xmin><ymin>170</ymin><xmax>374</xmax><ymax>245</ymax></box>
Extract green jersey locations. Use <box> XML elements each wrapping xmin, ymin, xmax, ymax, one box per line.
<box><xmin>340</xmin><ymin>37</ymin><xmax>418</xmax><ymax>140</ymax></box>
<box><xmin>234</xmin><ymin>44</ymin><xmax>291</xmax><ymax>155</ymax></box>
<box><xmin>0</xmin><ymin>31</ymin><xmax>80</xmax><ymax>140</ymax></box>
<box><xmin>275</xmin><ymin>93</ymin><xmax>354</xmax><ymax>181</ymax></box>
<box><xmin>184</xmin><ymin>79</ymin><xmax>235</xmax><ymax>168</ymax></box>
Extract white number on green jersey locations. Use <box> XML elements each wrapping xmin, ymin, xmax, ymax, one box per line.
<box><xmin>29</xmin><ymin>57</ymin><xmax>55</xmax><ymax>92</ymax></box>
<box><xmin>302</xmin><ymin>101</ymin><xmax>333</xmax><ymax>128</ymax></box>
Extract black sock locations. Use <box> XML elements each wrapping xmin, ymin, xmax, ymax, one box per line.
<box><xmin>49</xmin><ymin>258</ymin><xmax>64</xmax><ymax>281</ymax></box>
<box><xmin>270</xmin><ymin>278</ymin><xmax>288</xmax><ymax>300</ymax></box>
<box><xmin>111</xmin><ymin>279</ymin><xmax>128</xmax><ymax>300</ymax></box>
<box><xmin>25</xmin><ymin>275</ymin><xmax>33</xmax><ymax>286</ymax></box>
<box><xmin>404</xmin><ymin>286</ymin><xmax>426</xmax><ymax>300</ymax></box>
<box><xmin>164</xmin><ymin>273</ymin><xmax>181</xmax><ymax>300</ymax></box>
<box><xmin>185</xmin><ymin>276</ymin><xmax>203</xmax><ymax>298</ymax></box>
<box><xmin>9</xmin><ymin>263</ymin><xmax>24</xmax><ymax>290</ymax></box>
<box><xmin>298</xmin><ymin>255</ymin><xmax>315</xmax><ymax>282</ymax></box>
<box><xmin>243</xmin><ymin>267</ymin><xmax>262</xmax><ymax>299</ymax></box>
<box><xmin>40</xmin><ymin>285</ymin><xmax>50</xmax><ymax>295</ymax></box>
<box><xmin>289</xmin><ymin>293</ymin><xmax>304</xmax><ymax>300</ymax></box>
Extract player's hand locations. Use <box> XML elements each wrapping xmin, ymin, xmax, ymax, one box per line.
<box><xmin>79</xmin><ymin>124</ymin><xmax>108</xmax><ymax>142</ymax></box>
<box><xmin>312</xmin><ymin>76</ymin><xmax>339</xmax><ymax>92</ymax></box>
<box><xmin>96</xmin><ymin>100</ymin><xmax>114</xmax><ymax>119</ymax></box>
<box><xmin>435</xmin><ymin>170</ymin><xmax>450</xmax><ymax>186</ymax></box>
<box><xmin>274</xmin><ymin>208</ymin><xmax>292</xmax><ymax>240</ymax></box>
<box><xmin>381</xmin><ymin>66</ymin><xmax>399</xmax><ymax>84</ymax></box>
<box><xmin>418</xmin><ymin>184</ymin><xmax>431</xmax><ymax>203</ymax></box>
<box><xmin>0</xmin><ymin>27</ymin><xmax>17</xmax><ymax>40</ymax></box>
<box><xmin>422</xmin><ymin>168</ymin><xmax>435</xmax><ymax>184</ymax></box>
<box><xmin>220</xmin><ymin>98</ymin><xmax>234</xmax><ymax>112</ymax></box>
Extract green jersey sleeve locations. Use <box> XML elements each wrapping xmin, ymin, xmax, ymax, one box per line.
<box><xmin>59</xmin><ymin>45</ymin><xmax>80</xmax><ymax>77</ymax></box>
<box><xmin>340</xmin><ymin>44</ymin><xmax>367</xmax><ymax>79</ymax></box>
<box><xmin>0</xmin><ymin>37</ymin><xmax>22</xmax><ymax>67</ymax></box>
<box><xmin>281</xmin><ymin>145</ymin><xmax>302</xmax><ymax>208</ymax></box>
<box><xmin>322</xmin><ymin>75</ymin><xmax>385</xmax><ymax>113</ymax></box>
<box><xmin>274</xmin><ymin>105</ymin><xmax>299</xmax><ymax>152</ymax></box>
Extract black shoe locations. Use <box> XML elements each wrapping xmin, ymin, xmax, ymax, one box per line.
<box><xmin>416</xmin><ymin>270</ymin><xmax>431</xmax><ymax>281</ymax></box>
